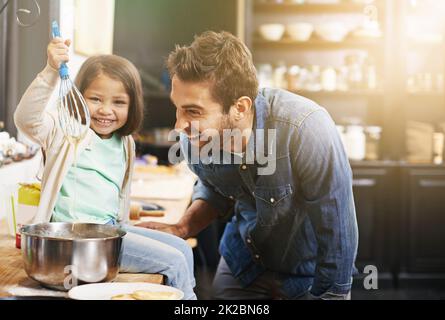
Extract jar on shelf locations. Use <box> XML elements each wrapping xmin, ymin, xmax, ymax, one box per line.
<box><xmin>364</xmin><ymin>126</ymin><xmax>382</xmax><ymax>161</ymax></box>
<box><xmin>273</xmin><ymin>62</ymin><xmax>288</xmax><ymax>89</ymax></box>
<box><xmin>257</xmin><ymin>64</ymin><xmax>274</xmax><ymax>88</ymax></box>
<box><xmin>287</xmin><ymin>65</ymin><xmax>301</xmax><ymax>92</ymax></box>
<box><xmin>363</xmin><ymin>57</ymin><xmax>378</xmax><ymax>90</ymax></box>
<box><xmin>337</xmin><ymin>66</ymin><xmax>349</xmax><ymax>91</ymax></box>
<box><xmin>306</xmin><ymin>65</ymin><xmax>322</xmax><ymax>92</ymax></box>
<box><xmin>345</xmin><ymin>54</ymin><xmax>363</xmax><ymax>90</ymax></box>
<box><xmin>344</xmin><ymin>125</ymin><xmax>366</xmax><ymax>161</ymax></box>
<box><xmin>321</xmin><ymin>67</ymin><xmax>337</xmax><ymax>92</ymax></box>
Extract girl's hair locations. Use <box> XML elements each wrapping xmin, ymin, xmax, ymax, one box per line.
<box><xmin>75</xmin><ymin>55</ymin><xmax>144</xmax><ymax>136</ymax></box>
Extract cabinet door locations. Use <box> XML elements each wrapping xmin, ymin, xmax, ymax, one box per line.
<box><xmin>405</xmin><ymin>169</ymin><xmax>445</xmax><ymax>273</ymax></box>
<box><xmin>352</xmin><ymin>167</ymin><xmax>394</xmax><ymax>272</ymax></box>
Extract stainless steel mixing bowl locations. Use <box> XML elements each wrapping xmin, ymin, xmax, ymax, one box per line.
<box><xmin>20</xmin><ymin>223</ymin><xmax>126</xmax><ymax>291</ymax></box>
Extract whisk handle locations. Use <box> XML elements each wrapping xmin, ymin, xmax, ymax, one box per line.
<box><xmin>51</xmin><ymin>21</ymin><xmax>69</xmax><ymax>79</ymax></box>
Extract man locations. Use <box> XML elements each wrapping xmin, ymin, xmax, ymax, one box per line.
<box><xmin>140</xmin><ymin>31</ymin><xmax>358</xmax><ymax>300</ymax></box>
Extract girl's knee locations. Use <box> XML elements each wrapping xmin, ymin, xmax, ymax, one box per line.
<box><xmin>167</xmin><ymin>248</ymin><xmax>189</xmax><ymax>267</ymax></box>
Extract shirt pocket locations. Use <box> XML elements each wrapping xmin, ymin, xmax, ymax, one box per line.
<box><xmin>213</xmin><ymin>184</ymin><xmax>244</xmax><ymax>202</ymax></box>
<box><xmin>254</xmin><ymin>184</ymin><xmax>293</xmax><ymax>226</ymax></box>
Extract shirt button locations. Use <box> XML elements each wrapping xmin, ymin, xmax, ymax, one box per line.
<box><xmin>270</xmin><ymin>198</ymin><xmax>275</xmax><ymax>204</ymax></box>
<box><xmin>254</xmin><ymin>254</ymin><xmax>260</xmax><ymax>260</ymax></box>
<box><xmin>246</xmin><ymin>238</ymin><xmax>252</xmax><ymax>244</ymax></box>
<box><xmin>241</xmin><ymin>165</ymin><xmax>247</xmax><ymax>170</ymax></box>
<box><xmin>229</xmin><ymin>196</ymin><xmax>234</xmax><ymax>200</ymax></box>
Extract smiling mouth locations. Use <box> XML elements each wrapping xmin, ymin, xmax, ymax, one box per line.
<box><xmin>93</xmin><ymin>118</ymin><xmax>115</xmax><ymax>125</ymax></box>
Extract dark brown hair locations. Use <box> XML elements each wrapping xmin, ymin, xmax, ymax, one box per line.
<box><xmin>75</xmin><ymin>55</ymin><xmax>144</xmax><ymax>136</ymax></box>
<box><xmin>167</xmin><ymin>31</ymin><xmax>259</xmax><ymax>113</ymax></box>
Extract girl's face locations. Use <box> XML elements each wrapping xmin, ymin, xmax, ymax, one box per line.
<box><xmin>83</xmin><ymin>74</ymin><xmax>130</xmax><ymax>139</ymax></box>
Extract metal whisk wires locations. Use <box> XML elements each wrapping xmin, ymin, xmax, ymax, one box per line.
<box><xmin>52</xmin><ymin>21</ymin><xmax>90</xmax><ymax>142</ymax></box>
<box><xmin>57</xmin><ymin>77</ymin><xmax>90</xmax><ymax>142</ymax></box>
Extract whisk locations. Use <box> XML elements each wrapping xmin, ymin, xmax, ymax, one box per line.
<box><xmin>51</xmin><ymin>21</ymin><xmax>90</xmax><ymax>143</ymax></box>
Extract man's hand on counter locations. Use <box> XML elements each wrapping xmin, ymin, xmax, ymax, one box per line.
<box><xmin>135</xmin><ymin>221</ymin><xmax>186</xmax><ymax>238</ymax></box>
<box><xmin>136</xmin><ymin>200</ymin><xmax>220</xmax><ymax>239</ymax></box>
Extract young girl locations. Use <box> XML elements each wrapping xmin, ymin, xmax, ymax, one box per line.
<box><xmin>14</xmin><ymin>37</ymin><xmax>196</xmax><ymax>299</ymax></box>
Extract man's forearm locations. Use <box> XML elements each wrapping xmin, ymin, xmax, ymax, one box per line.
<box><xmin>176</xmin><ymin>199</ymin><xmax>220</xmax><ymax>238</ymax></box>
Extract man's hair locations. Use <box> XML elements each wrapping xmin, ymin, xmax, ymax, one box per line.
<box><xmin>167</xmin><ymin>31</ymin><xmax>259</xmax><ymax>113</ymax></box>
<box><xmin>75</xmin><ymin>55</ymin><xmax>144</xmax><ymax>136</ymax></box>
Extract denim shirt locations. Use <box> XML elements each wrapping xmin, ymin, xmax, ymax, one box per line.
<box><xmin>181</xmin><ymin>88</ymin><xmax>359</xmax><ymax>298</ymax></box>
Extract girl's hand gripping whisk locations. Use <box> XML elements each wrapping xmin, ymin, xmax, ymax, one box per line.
<box><xmin>51</xmin><ymin>21</ymin><xmax>90</xmax><ymax>143</ymax></box>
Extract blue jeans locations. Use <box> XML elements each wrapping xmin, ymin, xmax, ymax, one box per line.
<box><xmin>212</xmin><ymin>257</ymin><xmax>351</xmax><ymax>300</ymax></box>
<box><xmin>108</xmin><ymin>221</ymin><xmax>197</xmax><ymax>300</ymax></box>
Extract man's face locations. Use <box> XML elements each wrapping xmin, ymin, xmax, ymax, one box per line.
<box><xmin>171</xmin><ymin>75</ymin><xmax>235</xmax><ymax>149</ymax></box>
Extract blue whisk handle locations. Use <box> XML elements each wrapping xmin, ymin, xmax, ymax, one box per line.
<box><xmin>51</xmin><ymin>21</ymin><xmax>69</xmax><ymax>79</ymax></box>
<box><xmin>51</xmin><ymin>21</ymin><xmax>61</xmax><ymax>37</ymax></box>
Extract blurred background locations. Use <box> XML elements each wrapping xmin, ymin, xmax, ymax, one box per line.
<box><xmin>1</xmin><ymin>0</ymin><xmax>445</xmax><ymax>299</ymax></box>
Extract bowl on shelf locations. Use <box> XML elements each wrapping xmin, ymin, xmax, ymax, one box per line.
<box><xmin>258</xmin><ymin>23</ymin><xmax>285</xmax><ymax>41</ymax></box>
<box><xmin>352</xmin><ymin>20</ymin><xmax>382</xmax><ymax>39</ymax></box>
<box><xmin>286</xmin><ymin>23</ymin><xmax>314</xmax><ymax>42</ymax></box>
<box><xmin>315</xmin><ymin>22</ymin><xmax>350</xmax><ymax>42</ymax></box>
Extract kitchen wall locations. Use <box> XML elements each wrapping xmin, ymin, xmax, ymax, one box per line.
<box><xmin>13</xmin><ymin>0</ymin><xmax>112</xmax><ymax>143</ymax></box>
<box><xmin>113</xmin><ymin>0</ymin><xmax>240</xmax><ymax>131</ymax></box>
<box><xmin>0</xmin><ymin>0</ymin><xmax>55</xmax><ymax>137</ymax></box>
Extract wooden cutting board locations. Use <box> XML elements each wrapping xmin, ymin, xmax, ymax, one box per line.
<box><xmin>0</xmin><ymin>220</ymin><xmax>163</xmax><ymax>298</ymax></box>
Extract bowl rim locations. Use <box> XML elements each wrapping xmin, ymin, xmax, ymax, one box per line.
<box><xmin>286</xmin><ymin>22</ymin><xmax>314</xmax><ymax>28</ymax></box>
<box><xmin>20</xmin><ymin>222</ymin><xmax>127</xmax><ymax>242</ymax></box>
<box><xmin>259</xmin><ymin>23</ymin><xmax>285</xmax><ymax>28</ymax></box>
<box><xmin>258</xmin><ymin>24</ymin><xmax>286</xmax><ymax>33</ymax></box>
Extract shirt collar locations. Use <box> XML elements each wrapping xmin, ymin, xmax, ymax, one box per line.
<box><xmin>244</xmin><ymin>92</ymin><xmax>271</xmax><ymax>166</ymax></box>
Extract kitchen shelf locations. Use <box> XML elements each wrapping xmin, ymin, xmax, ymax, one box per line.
<box><xmin>253</xmin><ymin>37</ymin><xmax>383</xmax><ymax>50</ymax></box>
<box><xmin>406</xmin><ymin>92</ymin><xmax>444</xmax><ymax>97</ymax></box>
<box><xmin>350</xmin><ymin>159</ymin><xmax>401</xmax><ymax>167</ymax></box>
<box><xmin>253</xmin><ymin>2</ymin><xmax>379</xmax><ymax>14</ymax></box>
<box><xmin>407</xmin><ymin>40</ymin><xmax>444</xmax><ymax>49</ymax></box>
<box><xmin>293</xmin><ymin>89</ymin><xmax>384</xmax><ymax>98</ymax></box>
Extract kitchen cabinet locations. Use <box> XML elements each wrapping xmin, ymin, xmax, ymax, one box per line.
<box><xmin>351</xmin><ymin>163</ymin><xmax>445</xmax><ymax>286</ymax></box>
<box><xmin>351</xmin><ymin>162</ymin><xmax>399</xmax><ymax>287</ymax></box>
<box><xmin>400</xmin><ymin>166</ymin><xmax>445</xmax><ymax>278</ymax></box>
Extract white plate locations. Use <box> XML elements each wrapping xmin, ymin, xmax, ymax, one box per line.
<box><xmin>68</xmin><ymin>282</ymin><xmax>184</xmax><ymax>300</ymax></box>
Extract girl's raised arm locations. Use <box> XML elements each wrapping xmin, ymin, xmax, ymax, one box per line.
<box><xmin>14</xmin><ymin>38</ymin><xmax>70</xmax><ymax>148</ymax></box>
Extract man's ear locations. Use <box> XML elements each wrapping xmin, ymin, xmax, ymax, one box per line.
<box><xmin>232</xmin><ymin>96</ymin><xmax>253</xmax><ymax>121</ymax></box>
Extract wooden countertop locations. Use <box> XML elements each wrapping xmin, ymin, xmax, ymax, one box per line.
<box><xmin>0</xmin><ymin>162</ymin><xmax>196</xmax><ymax>298</ymax></box>
<box><xmin>0</xmin><ymin>220</ymin><xmax>163</xmax><ymax>298</ymax></box>
<box><xmin>0</xmin><ymin>220</ymin><xmax>25</xmax><ymax>298</ymax></box>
